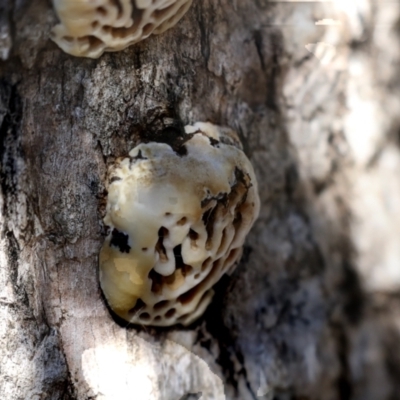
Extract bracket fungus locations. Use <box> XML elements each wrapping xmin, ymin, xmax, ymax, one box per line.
<box><xmin>51</xmin><ymin>0</ymin><xmax>193</xmax><ymax>58</ymax></box>
<box><xmin>99</xmin><ymin>122</ymin><xmax>260</xmax><ymax>326</ymax></box>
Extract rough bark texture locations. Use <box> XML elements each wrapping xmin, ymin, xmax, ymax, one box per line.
<box><xmin>1</xmin><ymin>0</ymin><xmax>400</xmax><ymax>399</ymax></box>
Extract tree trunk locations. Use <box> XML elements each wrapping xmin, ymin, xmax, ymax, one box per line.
<box><xmin>1</xmin><ymin>1</ymin><xmax>400</xmax><ymax>399</ymax></box>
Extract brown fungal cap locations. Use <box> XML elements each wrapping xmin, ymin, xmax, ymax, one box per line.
<box><xmin>99</xmin><ymin>122</ymin><xmax>260</xmax><ymax>326</ymax></box>
<box><xmin>51</xmin><ymin>0</ymin><xmax>193</xmax><ymax>58</ymax></box>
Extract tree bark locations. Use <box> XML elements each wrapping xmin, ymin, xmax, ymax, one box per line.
<box><xmin>1</xmin><ymin>0</ymin><xmax>400</xmax><ymax>399</ymax></box>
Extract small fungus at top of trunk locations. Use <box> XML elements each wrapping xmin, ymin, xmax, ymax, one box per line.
<box><xmin>99</xmin><ymin>122</ymin><xmax>260</xmax><ymax>327</ymax></box>
<box><xmin>51</xmin><ymin>0</ymin><xmax>193</xmax><ymax>58</ymax></box>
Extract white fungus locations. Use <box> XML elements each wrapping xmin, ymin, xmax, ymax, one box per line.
<box><xmin>51</xmin><ymin>0</ymin><xmax>193</xmax><ymax>58</ymax></box>
<box><xmin>99</xmin><ymin>122</ymin><xmax>260</xmax><ymax>326</ymax></box>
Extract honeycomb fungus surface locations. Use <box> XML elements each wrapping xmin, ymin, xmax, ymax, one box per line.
<box><xmin>99</xmin><ymin>122</ymin><xmax>260</xmax><ymax>326</ymax></box>
<box><xmin>51</xmin><ymin>0</ymin><xmax>193</xmax><ymax>58</ymax></box>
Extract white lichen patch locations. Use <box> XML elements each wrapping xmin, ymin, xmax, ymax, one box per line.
<box><xmin>99</xmin><ymin>122</ymin><xmax>260</xmax><ymax>326</ymax></box>
<box><xmin>51</xmin><ymin>0</ymin><xmax>193</xmax><ymax>58</ymax></box>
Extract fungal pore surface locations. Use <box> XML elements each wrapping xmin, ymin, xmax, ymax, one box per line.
<box><xmin>99</xmin><ymin>122</ymin><xmax>260</xmax><ymax>326</ymax></box>
<box><xmin>51</xmin><ymin>0</ymin><xmax>193</xmax><ymax>58</ymax></box>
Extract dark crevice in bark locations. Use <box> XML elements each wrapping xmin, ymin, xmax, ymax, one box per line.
<box><xmin>3</xmin><ymin>229</ymin><xmax>30</xmax><ymax>308</ymax></box>
<box><xmin>197</xmin><ymin>276</ymin><xmax>239</xmax><ymax>390</ymax></box>
<box><xmin>195</xmin><ymin>262</ymin><xmax>258</xmax><ymax>400</ymax></box>
<box><xmin>253</xmin><ymin>30</ymin><xmax>266</xmax><ymax>72</ymax></box>
<box><xmin>331</xmin><ymin>235</ymin><xmax>364</xmax><ymax>398</ymax></box>
<box><xmin>0</xmin><ymin>79</ymin><xmax>25</xmax><ymax>302</ymax></box>
<box><xmin>332</xmin><ymin>321</ymin><xmax>353</xmax><ymax>400</ymax></box>
<box><xmin>340</xmin><ymin>261</ymin><xmax>365</xmax><ymax>325</ymax></box>
<box><xmin>179</xmin><ymin>393</ymin><xmax>202</xmax><ymax>400</ymax></box>
<box><xmin>0</xmin><ymin>79</ymin><xmax>22</xmax><ymax>207</ymax></box>
<box><xmin>135</xmin><ymin>105</ymin><xmax>193</xmax><ymax>155</ymax></box>
<box><xmin>384</xmin><ymin>320</ymin><xmax>400</xmax><ymax>400</ymax></box>
<box><xmin>253</xmin><ymin>29</ymin><xmax>283</xmax><ymax>111</ymax></box>
<box><xmin>4</xmin><ymin>229</ymin><xmax>18</xmax><ymax>281</ymax></box>
<box><xmin>195</xmin><ymin>3</ymin><xmax>211</xmax><ymax>67</ymax></box>
<box><xmin>284</xmin><ymin>163</ymin><xmax>300</xmax><ymax>199</ymax></box>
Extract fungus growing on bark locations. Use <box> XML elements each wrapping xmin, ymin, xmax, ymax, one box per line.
<box><xmin>51</xmin><ymin>0</ymin><xmax>193</xmax><ymax>58</ymax></box>
<box><xmin>99</xmin><ymin>122</ymin><xmax>260</xmax><ymax>326</ymax></box>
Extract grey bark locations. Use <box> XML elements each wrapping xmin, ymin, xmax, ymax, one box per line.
<box><xmin>1</xmin><ymin>0</ymin><xmax>400</xmax><ymax>399</ymax></box>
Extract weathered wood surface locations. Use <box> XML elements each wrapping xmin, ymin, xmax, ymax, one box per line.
<box><xmin>1</xmin><ymin>0</ymin><xmax>400</xmax><ymax>399</ymax></box>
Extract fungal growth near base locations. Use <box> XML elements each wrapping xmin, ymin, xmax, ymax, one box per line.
<box><xmin>51</xmin><ymin>0</ymin><xmax>193</xmax><ymax>58</ymax></box>
<box><xmin>99</xmin><ymin>122</ymin><xmax>260</xmax><ymax>326</ymax></box>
